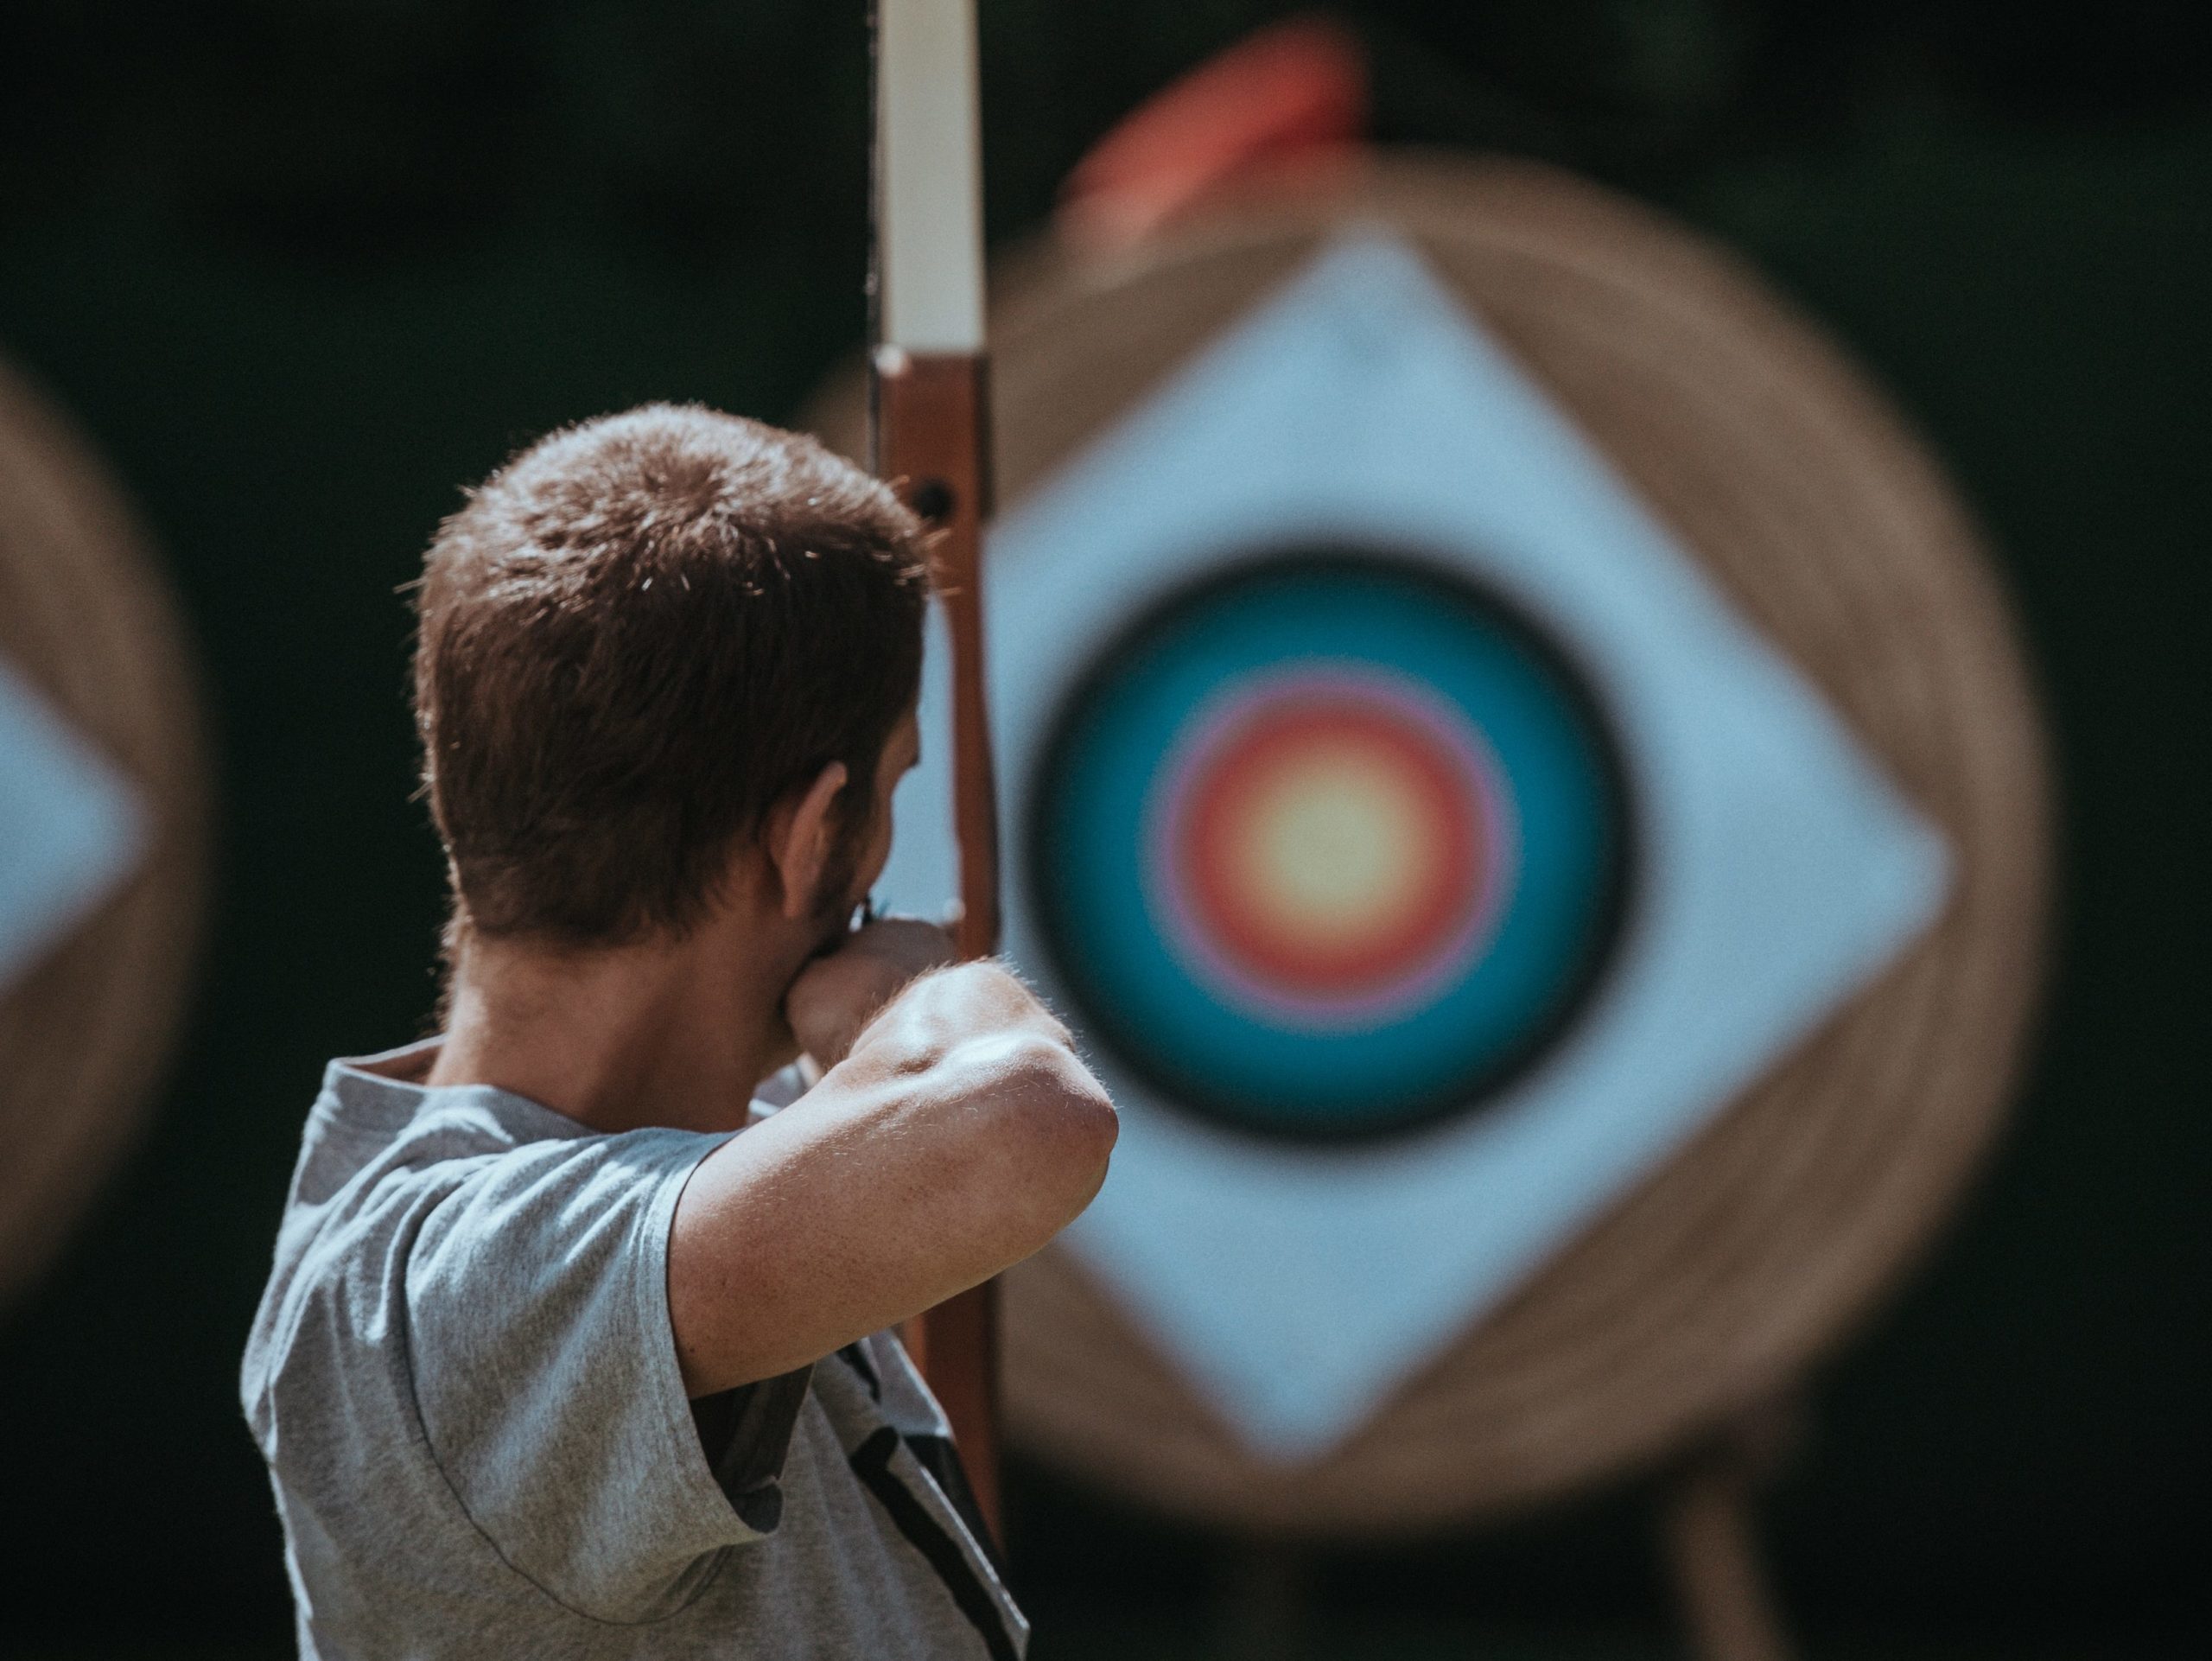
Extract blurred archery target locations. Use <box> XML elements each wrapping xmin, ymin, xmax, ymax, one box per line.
<box><xmin>818</xmin><ymin>156</ymin><xmax>2048</xmax><ymax>1531</ymax></box>
<box><xmin>1032</xmin><ymin>553</ymin><xmax>1626</xmax><ymax>1139</ymax></box>
<box><xmin>0</xmin><ymin>355</ymin><xmax>205</xmax><ymax>1309</ymax></box>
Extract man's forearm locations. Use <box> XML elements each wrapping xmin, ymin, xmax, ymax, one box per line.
<box><xmin>669</xmin><ymin>962</ymin><xmax>1115</xmax><ymax>1397</ymax></box>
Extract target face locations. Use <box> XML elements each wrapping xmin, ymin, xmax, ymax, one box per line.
<box><xmin>875</xmin><ymin>233</ymin><xmax>1953</xmax><ymax>1457</ymax></box>
<box><xmin>1031</xmin><ymin>554</ymin><xmax>1626</xmax><ymax>1138</ymax></box>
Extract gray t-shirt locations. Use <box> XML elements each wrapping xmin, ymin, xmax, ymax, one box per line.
<box><xmin>241</xmin><ymin>1040</ymin><xmax>1026</xmax><ymax>1659</ymax></box>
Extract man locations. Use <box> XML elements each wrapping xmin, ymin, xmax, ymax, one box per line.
<box><xmin>242</xmin><ymin>404</ymin><xmax>1116</xmax><ymax>1659</ymax></box>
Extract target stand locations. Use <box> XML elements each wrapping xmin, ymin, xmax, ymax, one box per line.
<box><xmin>808</xmin><ymin>155</ymin><xmax>2049</xmax><ymax>1657</ymax></box>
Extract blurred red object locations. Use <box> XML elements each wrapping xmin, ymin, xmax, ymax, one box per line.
<box><xmin>1058</xmin><ymin>16</ymin><xmax>1369</xmax><ymax>250</ymax></box>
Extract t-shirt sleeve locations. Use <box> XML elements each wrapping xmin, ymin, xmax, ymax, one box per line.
<box><xmin>402</xmin><ymin>1124</ymin><xmax>805</xmax><ymax>1623</ymax></box>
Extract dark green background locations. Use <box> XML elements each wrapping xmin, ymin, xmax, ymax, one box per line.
<box><xmin>1</xmin><ymin>3</ymin><xmax>2204</xmax><ymax>1653</ymax></box>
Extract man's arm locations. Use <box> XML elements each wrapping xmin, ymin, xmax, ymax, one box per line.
<box><xmin>667</xmin><ymin>955</ymin><xmax>1116</xmax><ymax>1397</ymax></box>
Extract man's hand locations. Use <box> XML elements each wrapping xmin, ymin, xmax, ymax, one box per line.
<box><xmin>784</xmin><ymin>916</ymin><xmax>959</xmax><ymax>1070</ymax></box>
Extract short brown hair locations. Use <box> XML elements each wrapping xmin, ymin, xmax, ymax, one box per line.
<box><xmin>413</xmin><ymin>404</ymin><xmax>927</xmax><ymax>945</ymax></box>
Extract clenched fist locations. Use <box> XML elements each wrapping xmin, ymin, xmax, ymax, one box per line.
<box><xmin>783</xmin><ymin>916</ymin><xmax>959</xmax><ymax>1071</ymax></box>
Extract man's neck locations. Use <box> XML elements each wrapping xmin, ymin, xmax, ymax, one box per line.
<box><xmin>426</xmin><ymin>919</ymin><xmax>803</xmax><ymax>1136</ymax></box>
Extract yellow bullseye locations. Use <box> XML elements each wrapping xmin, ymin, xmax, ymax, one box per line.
<box><xmin>1235</xmin><ymin>746</ymin><xmax>1442</xmax><ymax>949</ymax></box>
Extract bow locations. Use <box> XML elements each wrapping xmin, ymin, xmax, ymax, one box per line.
<box><xmin>868</xmin><ymin>0</ymin><xmax>1004</xmax><ymax>1543</ymax></box>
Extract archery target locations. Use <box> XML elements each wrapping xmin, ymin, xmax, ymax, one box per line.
<box><xmin>884</xmin><ymin>224</ymin><xmax>1959</xmax><ymax>1463</ymax></box>
<box><xmin>1031</xmin><ymin>552</ymin><xmax>1627</xmax><ymax>1139</ymax></box>
<box><xmin>817</xmin><ymin>154</ymin><xmax>2048</xmax><ymax>1531</ymax></box>
<box><xmin>0</xmin><ymin>355</ymin><xmax>205</xmax><ymax>1309</ymax></box>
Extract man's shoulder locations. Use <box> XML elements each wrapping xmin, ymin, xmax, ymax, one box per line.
<box><xmin>245</xmin><ymin>1056</ymin><xmax>588</xmax><ymax>1406</ymax></box>
<box><xmin>283</xmin><ymin>1043</ymin><xmax>623</xmax><ymax>1223</ymax></box>
<box><xmin>242</xmin><ymin>1060</ymin><xmax>712</xmax><ymax>1462</ymax></box>
<box><xmin>274</xmin><ymin>1065</ymin><xmax>711</xmax><ymax>1300</ymax></box>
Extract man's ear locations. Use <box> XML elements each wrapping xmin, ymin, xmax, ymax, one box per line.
<box><xmin>765</xmin><ymin>760</ymin><xmax>849</xmax><ymax>922</ymax></box>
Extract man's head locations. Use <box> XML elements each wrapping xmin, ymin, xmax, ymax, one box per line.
<box><xmin>413</xmin><ymin>404</ymin><xmax>928</xmax><ymax>960</ymax></box>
